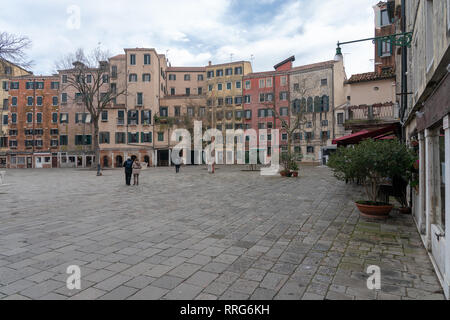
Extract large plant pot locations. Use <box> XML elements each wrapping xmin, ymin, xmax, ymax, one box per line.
<box><xmin>291</xmin><ymin>171</ymin><xmax>298</xmax><ymax>178</ymax></box>
<box><xmin>356</xmin><ymin>201</ymin><xmax>393</xmax><ymax>219</ymax></box>
<box><xmin>399</xmin><ymin>207</ymin><xmax>412</xmax><ymax>215</ymax></box>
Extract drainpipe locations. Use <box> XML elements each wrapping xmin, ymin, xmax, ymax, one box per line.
<box><xmin>400</xmin><ymin>0</ymin><xmax>407</xmax><ymax>138</ymax></box>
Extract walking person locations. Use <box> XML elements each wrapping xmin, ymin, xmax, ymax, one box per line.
<box><xmin>123</xmin><ymin>157</ymin><xmax>134</xmax><ymax>186</ymax></box>
<box><xmin>173</xmin><ymin>150</ymin><xmax>182</xmax><ymax>174</ymax></box>
<box><xmin>133</xmin><ymin>159</ymin><xmax>142</xmax><ymax>185</ymax></box>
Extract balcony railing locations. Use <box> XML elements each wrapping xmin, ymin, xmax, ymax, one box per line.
<box><xmin>345</xmin><ymin>103</ymin><xmax>399</xmax><ymax>128</ymax></box>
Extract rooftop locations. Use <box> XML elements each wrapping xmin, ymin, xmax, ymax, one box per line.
<box><xmin>346</xmin><ymin>70</ymin><xmax>395</xmax><ymax>84</ymax></box>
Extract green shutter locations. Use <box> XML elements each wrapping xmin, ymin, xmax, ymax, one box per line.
<box><xmin>378</xmin><ymin>40</ymin><xmax>383</xmax><ymax>57</ymax></box>
<box><xmin>141</xmin><ymin>132</ymin><xmax>144</xmax><ymax>142</ymax></box>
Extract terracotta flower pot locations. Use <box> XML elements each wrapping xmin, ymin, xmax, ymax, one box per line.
<box><xmin>291</xmin><ymin>171</ymin><xmax>298</xmax><ymax>177</ymax></box>
<box><xmin>355</xmin><ymin>202</ymin><xmax>393</xmax><ymax>219</ymax></box>
<box><xmin>280</xmin><ymin>171</ymin><xmax>287</xmax><ymax>177</ymax></box>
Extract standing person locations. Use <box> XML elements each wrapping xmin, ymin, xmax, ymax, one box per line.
<box><xmin>132</xmin><ymin>159</ymin><xmax>142</xmax><ymax>185</ymax></box>
<box><xmin>173</xmin><ymin>150</ymin><xmax>182</xmax><ymax>173</ymax></box>
<box><xmin>123</xmin><ymin>157</ymin><xmax>134</xmax><ymax>186</ymax></box>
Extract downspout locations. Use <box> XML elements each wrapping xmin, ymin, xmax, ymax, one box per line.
<box><xmin>400</xmin><ymin>0</ymin><xmax>407</xmax><ymax>139</ymax></box>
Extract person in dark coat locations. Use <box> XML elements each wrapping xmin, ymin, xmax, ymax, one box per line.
<box><xmin>123</xmin><ymin>157</ymin><xmax>134</xmax><ymax>186</ymax></box>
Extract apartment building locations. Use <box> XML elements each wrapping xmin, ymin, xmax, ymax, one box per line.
<box><xmin>398</xmin><ymin>0</ymin><xmax>450</xmax><ymax>298</ymax></box>
<box><xmin>243</xmin><ymin>56</ymin><xmax>293</xmax><ymax>159</ymax></box>
<box><xmin>7</xmin><ymin>75</ymin><xmax>60</xmax><ymax>168</ymax></box>
<box><xmin>0</xmin><ymin>59</ymin><xmax>31</xmax><ymax>168</ymax></box>
<box><xmin>289</xmin><ymin>59</ymin><xmax>346</xmax><ymax>165</ymax></box>
<box><xmin>99</xmin><ymin>49</ymin><xmax>168</xmax><ymax>168</ymax></box>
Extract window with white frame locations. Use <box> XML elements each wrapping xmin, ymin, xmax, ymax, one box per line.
<box><xmin>266</xmin><ymin>78</ymin><xmax>272</xmax><ymax>87</ymax></box>
<box><xmin>259</xmin><ymin>79</ymin><xmax>265</xmax><ymax>88</ymax></box>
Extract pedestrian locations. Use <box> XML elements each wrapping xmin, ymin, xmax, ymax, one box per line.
<box><xmin>132</xmin><ymin>159</ymin><xmax>142</xmax><ymax>185</ymax></box>
<box><xmin>174</xmin><ymin>150</ymin><xmax>182</xmax><ymax>173</ymax></box>
<box><xmin>123</xmin><ymin>157</ymin><xmax>134</xmax><ymax>186</ymax></box>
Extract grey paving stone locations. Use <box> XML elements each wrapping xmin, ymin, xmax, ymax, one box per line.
<box><xmin>20</xmin><ymin>280</ymin><xmax>64</xmax><ymax>299</ymax></box>
<box><xmin>69</xmin><ymin>287</ymin><xmax>107</xmax><ymax>300</ymax></box>
<box><xmin>151</xmin><ymin>275</ymin><xmax>184</xmax><ymax>290</ymax></box>
<box><xmin>260</xmin><ymin>272</ymin><xmax>289</xmax><ymax>291</ymax></box>
<box><xmin>99</xmin><ymin>286</ymin><xmax>138</xmax><ymax>300</ymax></box>
<box><xmin>128</xmin><ymin>286</ymin><xmax>169</xmax><ymax>300</ymax></box>
<box><xmin>250</xmin><ymin>288</ymin><xmax>277</xmax><ymax>300</ymax></box>
<box><xmin>186</xmin><ymin>271</ymin><xmax>219</xmax><ymax>288</ymax></box>
<box><xmin>94</xmin><ymin>274</ymin><xmax>133</xmax><ymax>291</ymax></box>
<box><xmin>164</xmin><ymin>283</ymin><xmax>203</xmax><ymax>300</ymax></box>
<box><xmin>125</xmin><ymin>276</ymin><xmax>156</xmax><ymax>289</ymax></box>
<box><xmin>168</xmin><ymin>263</ymin><xmax>202</xmax><ymax>278</ymax></box>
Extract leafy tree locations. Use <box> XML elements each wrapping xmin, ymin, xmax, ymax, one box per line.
<box><xmin>328</xmin><ymin>139</ymin><xmax>416</xmax><ymax>204</ymax></box>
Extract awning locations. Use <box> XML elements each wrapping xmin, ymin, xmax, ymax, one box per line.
<box><xmin>332</xmin><ymin>124</ymin><xmax>400</xmax><ymax>146</ymax></box>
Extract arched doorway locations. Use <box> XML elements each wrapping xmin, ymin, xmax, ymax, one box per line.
<box><xmin>103</xmin><ymin>156</ymin><xmax>109</xmax><ymax>168</ymax></box>
<box><xmin>144</xmin><ymin>155</ymin><xmax>150</xmax><ymax>167</ymax></box>
<box><xmin>115</xmin><ymin>155</ymin><xmax>123</xmax><ymax>168</ymax></box>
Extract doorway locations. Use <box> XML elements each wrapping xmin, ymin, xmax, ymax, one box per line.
<box><xmin>115</xmin><ymin>155</ymin><xmax>123</xmax><ymax>168</ymax></box>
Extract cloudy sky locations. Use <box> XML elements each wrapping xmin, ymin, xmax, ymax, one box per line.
<box><xmin>1</xmin><ymin>0</ymin><xmax>379</xmax><ymax>77</ymax></box>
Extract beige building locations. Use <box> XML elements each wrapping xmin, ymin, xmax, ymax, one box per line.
<box><xmin>0</xmin><ymin>59</ymin><xmax>30</xmax><ymax>168</ymax></box>
<box><xmin>289</xmin><ymin>59</ymin><xmax>346</xmax><ymax>165</ymax></box>
<box><xmin>399</xmin><ymin>0</ymin><xmax>450</xmax><ymax>298</ymax></box>
<box><xmin>99</xmin><ymin>48</ymin><xmax>168</xmax><ymax>167</ymax></box>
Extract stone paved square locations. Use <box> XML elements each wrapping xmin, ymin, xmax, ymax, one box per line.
<box><xmin>0</xmin><ymin>166</ymin><xmax>445</xmax><ymax>300</ymax></box>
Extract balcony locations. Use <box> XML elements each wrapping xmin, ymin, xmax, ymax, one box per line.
<box><xmin>344</xmin><ymin>102</ymin><xmax>399</xmax><ymax>130</ymax></box>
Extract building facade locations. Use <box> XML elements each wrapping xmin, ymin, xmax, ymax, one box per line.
<box><xmin>399</xmin><ymin>0</ymin><xmax>450</xmax><ymax>298</ymax></box>
<box><xmin>289</xmin><ymin>60</ymin><xmax>346</xmax><ymax>165</ymax></box>
<box><xmin>7</xmin><ymin>75</ymin><xmax>60</xmax><ymax>168</ymax></box>
<box><xmin>0</xmin><ymin>60</ymin><xmax>31</xmax><ymax>168</ymax></box>
<box><xmin>243</xmin><ymin>56</ymin><xmax>293</xmax><ymax>160</ymax></box>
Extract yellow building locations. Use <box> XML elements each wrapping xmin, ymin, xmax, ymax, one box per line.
<box><xmin>0</xmin><ymin>59</ymin><xmax>31</xmax><ymax>167</ymax></box>
<box><xmin>205</xmin><ymin>61</ymin><xmax>252</xmax><ymax>133</ymax></box>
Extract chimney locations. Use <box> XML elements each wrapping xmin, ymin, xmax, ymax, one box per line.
<box><xmin>208</xmin><ymin>61</ymin><xmax>212</xmax><ymax>66</ymax></box>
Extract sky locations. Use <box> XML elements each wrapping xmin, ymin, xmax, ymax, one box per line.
<box><xmin>0</xmin><ymin>0</ymin><xmax>380</xmax><ymax>78</ymax></box>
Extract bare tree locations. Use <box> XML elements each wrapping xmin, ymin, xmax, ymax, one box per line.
<box><xmin>56</xmin><ymin>48</ymin><xmax>126</xmax><ymax>174</ymax></box>
<box><xmin>0</xmin><ymin>32</ymin><xmax>32</xmax><ymax>69</ymax></box>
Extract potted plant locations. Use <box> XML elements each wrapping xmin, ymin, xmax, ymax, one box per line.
<box><xmin>328</xmin><ymin>139</ymin><xmax>416</xmax><ymax>219</ymax></box>
<box><xmin>290</xmin><ymin>161</ymin><xmax>299</xmax><ymax>177</ymax></box>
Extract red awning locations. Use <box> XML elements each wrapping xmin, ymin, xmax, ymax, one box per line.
<box><xmin>332</xmin><ymin>124</ymin><xmax>399</xmax><ymax>146</ymax></box>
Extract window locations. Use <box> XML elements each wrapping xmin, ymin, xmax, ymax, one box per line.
<box><xmin>198</xmin><ymin>74</ymin><xmax>204</xmax><ymax>81</ymax></box>
<box><xmin>225</xmin><ymin>97</ymin><xmax>233</xmax><ymax>105</ymax></box>
<box><xmin>307</xmin><ymin>146</ymin><xmax>314</xmax><ymax>153</ymax></box>
<box><xmin>115</xmin><ymin>132</ymin><xmax>125</xmax><ymax>144</ymax></box>
<box><xmin>235</xmin><ymin>110</ymin><xmax>243</xmax><ymax>119</ymax></box>
<box><xmin>259</xmin><ymin>79</ymin><xmax>265</xmax><ymax>88</ymax></box>
<box><xmin>226</xmin><ymin>82</ymin><xmax>232</xmax><ymax>90</ymax></box>
<box><xmin>259</xmin><ymin>93</ymin><xmax>265</xmax><ymax>102</ymax></box>
<box><xmin>380</xmin><ymin>9</ymin><xmax>390</xmax><ymax>26</ymax></box>
<box><xmin>99</xmin><ymin>132</ymin><xmax>110</xmax><ymax>144</ymax></box>
<box><xmin>245</xmin><ymin>110</ymin><xmax>252</xmax><ymax>119</ymax></box>
<box><xmin>258</xmin><ymin>123</ymin><xmax>266</xmax><ymax>129</ymax></box>
<box><xmin>208</xmin><ymin>84</ymin><xmax>213</xmax><ymax>92</ymax></box>
<box><xmin>142</xmin><ymin>110</ymin><xmax>151</xmax><ymax>125</ymax></box>
<box><xmin>186</xmin><ymin>88</ymin><xmax>190</xmax><ymax>96</ymax></box>
<box><xmin>169</xmin><ymin>74</ymin><xmax>176</xmax><ymax>81</ymax></box>
<box><xmin>245</xmin><ymin>80</ymin><xmax>251</xmax><ymax>89</ymax></box>
<box><xmin>52</xmin><ymin>96</ymin><xmax>58</xmax><ymax>106</ymax></box>
<box><xmin>184</xmin><ymin>74</ymin><xmax>191</xmax><ymax>81</ymax></box>
<box><xmin>281</xmin><ymin>76</ymin><xmax>287</xmax><ymax>86</ymax></box>
<box><xmin>234</xmin><ymin>96</ymin><xmax>243</xmax><ymax>105</ymax></box>
<box><xmin>187</xmin><ymin>107</ymin><xmax>194</xmax><ymax>117</ymax></box>
<box><xmin>51</xmin><ymin>140</ymin><xmax>58</xmax><ymax>147</ymax></box>
<box><xmin>426</xmin><ymin>0</ymin><xmax>434</xmax><ymax>71</ymax></box>
<box><xmin>207</xmin><ymin>71</ymin><xmax>214</xmax><ymax>78</ymax></box>
<box><xmin>379</xmin><ymin>40</ymin><xmax>392</xmax><ymax>57</ymax></box>
<box><xmin>27</xmin><ymin>96</ymin><xmax>33</xmax><ymax>106</ymax></box>
<box><xmin>25</xmin><ymin>129</ymin><xmax>33</xmax><ymax>135</ymax></box>
<box><xmin>9</xmin><ymin>129</ymin><xmax>17</xmax><ymax>136</ymax></box>
<box><xmin>62</xmin><ymin>93</ymin><xmax>67</xmax><ymax>103</ymax></box>
<box><xmin>3</xmin><ymin>99</ymin><xmax>8</xmax><ymax>110</ymax></box>
<box><xmin>293</xmin><ymin>83</ymin><xmax>299</xmax><ymax>91</ymax></box>
<box><xmin>84</xmin><ymin>135</ymin><xmax>92</xmax><ymax>145</ymax></box>
<box><xmin>117</xmin><ymin>110</ymin><xmax>125</xmax><ymax>125</ymax></box>
<box><xmin>111</xmin><ymin>65</ymin><xmax>117</xmax><ymax>78</ymax></box>
<box><xmin>36</xmin><ymin>113</ymin><xmax>42</xmax><ymax>123</ymax></box>
<box><xmin>35</xmin><ymin>96</ymin><xmax>42</xmax><ymax>106</ymax></box>
<box><xmin>280</xmin><ymin>108</ymin><xmax>288</xmax><ymax>116</ymax></box>
<box><xmin>321</xmin><ymin>79</ymin><xmax>328</xmax><ymax>86</ymax></box>
<box><xmin>51</xmin><ymin>82</ymin><xmax>59</xmax><ymax>90</ymax></box>
<box><xmin>199</xmin><ymin>107</ymin><xmax>206</xmax><ymax>117</ymax></box>
<box><xmin>280</xmin><ymin>92</ymin><xmax>288</xmax><ymax>101</ymax></box>
<box><xmin>144</xmin><ymin>54</ymin><xmax>151</xmax><ymax>65</ymax></box>
<box><xmin>217</xmin><ymin>83</ymin><xmax>223</xmax><ymax>91</ymax></box>
<box><xmin>321</xmin><ymin>131</ymin><xmax>330</xmax><ymax>140</ymax></box>
<box><xmin>225</xmin><ymin>68</ymin><xmax>233</xmax><ymax>76</ymax></box>
<box><xmin>60</xmin><ymin>113</ymin><xmax>68</xmax><ymax>123</ymax></box>
<box><xmin>25</xmin><ymin>140</ymin><xmax>34</xmax><ymax>148</ymax></box>
<box><xmin>158</xmin><ymin>132</ymin><xmax>164</xmax><ymax>141</ymax></box>
<box><xmin>86</xmin><ymin>75</ymin><xmax>92</xmax><ymax>83</ymax></box>
<box><xmin>50</xmin><ymin>128</ymin><xmax>58</xmax><ymax>135</ymax></box>
<box><xmin>34</xmin><ymin>129</ymin><xmax>43</xmax><ymax>136</ymax></box>
<box><xmin>136</xmin><ymin>92</ymin><xmax>143</xmax><ymax>106</ymax></box>
<box><xmin>235</xmin><ymin>81</ymin><xmax>241</xmax><ymax>89</ymax></box>
<box><xmin>244</xmin><ymin>95</ymin><xmax>251</xmax><ymax>104</ymax></box>
<box><xmin>36</xmin><ymin>82</ymin><xmax>44</xmax><ymax>89</ymax></box>
<box><xmin>159</xmin><ymin>107</ymin><xmax>168</xmax><ymax>117</ymax></box>
<box><xmin>75</xmin><ymin>135</ymin><xmax>83</xmax><ymax>145</ymax></box>
<box><xmin>3</xmin><ymin>115</ymin><xmax>8</xmax><ymax>125</ymax></box>
<box><xmin>266</xmin><ymin>93</ymin><xmax>274</xmax><ymax>102</ymax></box>
<box><xmin>322</xmin><ymin>120</ymin><xmax>329</xmax><ymax>127</ymax></box>
<box><xmin>26</xmin><ymin>113</ymin><xmax>33</xmax><ymax>123</ymax></box>
<box><xmin>101</xmin><ymin>111</ymin><xmax>108</xmax><ymax>122</ymax></box>
<box><xmin>9</xmin><ymin>140</ymin><xmax>17</xmax><ymax>148</ymax></box>
<box><xmin>266</xmin><ymin>78</ymin><xmax>272</xmax><ymax>87</ymax></box>
<box><xmin>130</xmin><ymin>54</ymin><xmax>136</xmax><ymax>65</ymax></box>
<box><xmin>258</xmin><ymin>109</ymin><xmax>267</xmax><ymax>118</ymax></box>
<box><xmin>216</xmin><ymin>69</ymin><xmax>223</xmax><ymax>77</ymax></box>
<box><xmin>198</xmin><ymin>87</ymin><xmax>203</xmax><ymax>95</ymax></box>
<box><xmin>218</xmin><ymin>98</ymin><xmax>224</xmax><ymax>106</ymax></box>
<box><xmin>235</xmin><ymin>67</ymin><xmax>242</xmax><ymax>75</ymax></box>
<box><xmin>142</xmin><ymin>74</ymin><xmax>151</xmax><ymax>82</ymax></box>
<box><xmin>129</xmin><ymin>74</ymin><xmax>137</xmax><ymax>82</ymax></box>
<box><xmin>142</xmin><ymin>132</ymin><xmax>152</xmax><ymax>143</ymax></box>
<box><xmin>128</xmin><ymin>110</ymin><xmax>139</xmax><ymax>125</ymax></box>
<box><xmin>25</xmin><ymin>81</ymin><xmax>33</xmax><ymax>89</ymax></box>
<box><xmin>102</xmin><ymin>74</ymin><xmax>109</xmax><ymax>84</ymax></box>
<box><xmin>282</xmin><ymin>133</ymin><xmax>288</xmax><ymax>141</ymax></box>
<box><xmin>11</xmin><ymin>113</ymin><xmax>17</xmax><ymax>123</ymax></box>
<box><xmin>10</xmin><ymin>82</ymin><xmax>19</xmax><ymax>89</ymax></box>
<box><xmin>337</xmin><ymin>113</ymin><xmax>344</xmax><ymax>125</ymax></box>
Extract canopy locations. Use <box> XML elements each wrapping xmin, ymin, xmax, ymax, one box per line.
<box><xmin>332</xmin><ymin>124</ymin><xmax>400</xmax><ymax>146</ymax></box>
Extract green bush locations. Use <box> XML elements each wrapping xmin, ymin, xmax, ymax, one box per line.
<box><xmin>327</xmin><ymin>139</ymin><xmax>416</xmax><ymax>203</ymax></box>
